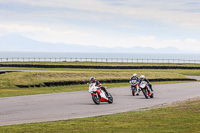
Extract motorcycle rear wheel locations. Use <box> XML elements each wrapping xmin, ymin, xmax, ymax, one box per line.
<box><xmin>150</xmin><ymin>93</ymin><xmax>154</xmax><ymax>98</ymax></box>
<box><xmin>92</xmin><ymin>95</ymin><xmax>100</xmax><ymax>104</ymax></box>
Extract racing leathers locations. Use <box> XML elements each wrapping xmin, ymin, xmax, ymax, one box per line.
<box><xmin>130</xmin><ymin>76</ymin><xmax>140</xmax><ymax>95</ymax></box>
<box><xmin>93</xmin><ymin>80</ymin><xmax>108</xmax><ymax>95</ymax></box>
<box><xmin>130</xmin><ymin>76</ymin><xmax>140</xmax><ymax>82</ymax></box>
<box><xmin>139</xmin><ymin>78</ymin><xmax>153</xmax><ymax>91</ymax></box>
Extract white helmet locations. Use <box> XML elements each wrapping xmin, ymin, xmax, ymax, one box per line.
<box><xmin>133</xmin><ymin>73</ymin><xmax>137</xmax><ymax>77</ymax></box>
<box><xmin>140</xmin><ymin>75</ymin><xmax>145</xmax><ymax>79</ymax></box>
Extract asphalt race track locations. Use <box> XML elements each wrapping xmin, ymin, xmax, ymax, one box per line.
<box><xmin>0</xmin><ymin>82</ymin><xmax>200</xmax><ymax>126</ymax></box>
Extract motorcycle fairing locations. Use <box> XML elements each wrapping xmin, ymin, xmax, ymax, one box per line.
<box><xmin>99</xmin><ymin>90</ymin><xmax>108</xmax><ymax>102</ymax></box>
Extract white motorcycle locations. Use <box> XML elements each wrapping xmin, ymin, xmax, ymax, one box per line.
<box><xmin>89</xmin><ymin>83</ymin><xmax>113</xmax><ymax>105</ymax></box>
<box><xmin>139</xmin><ymin>81</ymin><xmax>153</xmax><ymax>99</ymax></box>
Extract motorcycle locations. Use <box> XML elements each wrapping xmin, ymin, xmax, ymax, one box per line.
<box><xmin>139</xmin><ymin>81</ymin><xmax>153</xmax><ymax>99</ymax></box>
<box><xmin>89</xmin><ymin>83</ymin><xmax>113</xmax><ymax>105</ymax></box>
<box><xmin>129</xmin><ymin>79</ymin><xmax>140</xmax><ymax>96</ymax></box>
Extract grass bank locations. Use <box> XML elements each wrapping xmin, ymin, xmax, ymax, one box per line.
<box><xmin>0</xmin><ymin>71</ymin><xmax>186</xmax><ymax>89</ymax></box>
<box><xmin>0</xmin><ymin>69</ymin><xmax>198</xmax><ymax>97</ymax></box>
<box><xmin>0</xmin><ymin>81</ymin><xmax>197</xmax><ymax>97</ymax></box>
<box><xmin>1</xmin><ymin>62</ymin><xmax>199</xmax><ymax>97</ymax></box>
<box><xmin>1</xmin><ymin>67</ymin><xmax>200</xmax><ymax>76</ymax></box>
<box><xmin>0</xmin><ymin>97</ymin><xmax>199</xmax><ymax>133</ymax></box>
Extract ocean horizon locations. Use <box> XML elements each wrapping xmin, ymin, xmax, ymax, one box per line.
<box><xmin>0</xmin><ymin>51</ymin><xmax>200</xmax><ymax>60</ymax></box>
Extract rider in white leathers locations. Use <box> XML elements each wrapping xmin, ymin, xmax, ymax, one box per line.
<box><xmin>89</xmin><ymin>77</ymin><xmax>108</xmax><ymax>95</ymax></box>
<box><xmin>139</xmin><ymin>75</ymin><xmax>153</xmax><ymax>96</ymax></box>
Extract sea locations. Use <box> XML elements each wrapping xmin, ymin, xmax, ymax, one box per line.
<box><xmin>0</xmin><ymin>51</ymin><xmax>200</xmax><ymax>63</ymax></box>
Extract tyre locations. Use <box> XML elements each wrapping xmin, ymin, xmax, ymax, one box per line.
<box><xmin>142</xmin><ymin>89</ymin><xmax>149</xmax><ymax>99</ymax></box>
<box><xmin>107</xmin><ymin>93</ymin><xmax>113</xmax><ymax>104</ymax></box>
<box><xmin>150</xmin><ymin>93</ymin><xmax>154</xmax><ymax>98</ymax></box>
<box><xmin>132</xmin><ymin>89</ymin><xmax>136</xmax><ymax>96</ymax></box>
<box><xmin>92</xmin><ymin>94</ymin><xmax>100</xmax><ymax>105</ymax></box>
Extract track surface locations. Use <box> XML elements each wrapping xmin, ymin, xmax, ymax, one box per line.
<box><xmin>1</xmin><ymin>82</ymin><xmax>200</xmax><ymax>126</ymax></box>
<box><xmin>185</xmin><ymin>75</ymin><xmax>200</xmax><ymax>80</ymax></box>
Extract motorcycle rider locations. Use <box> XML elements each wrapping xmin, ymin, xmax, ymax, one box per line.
<box><xmin>131</xmin><ymin>73</ymin><xmax>140</xmax><ymax>81</ymax></box>
<box><xmin>130</xmin><ymin>73</ymin><xmax>140</xmax><ymax>95</ymax></box>
<box><xmin>89</xmin><ymin>77</ymin><xmax>108</xmax><ymax>95</ymax></box>
<box><xmin>139</xmin><ymin>75</ymin><xmax>153</xmax><ymax>96</ymax></box>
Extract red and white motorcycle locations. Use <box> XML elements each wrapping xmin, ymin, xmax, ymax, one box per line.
<box><xmin>89</xmin><ymin>83</ymin><xmax>113</xmax><ymax>105</ymax></box>
<box><xmin>139</xmin><ymin>81</ymin><xmax>153</xmax><ymax>99</ymax></box>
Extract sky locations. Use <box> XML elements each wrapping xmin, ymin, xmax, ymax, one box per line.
<box><xmin>0</xmin><ymin>0</ymin><xmax>200</xmax><ymax>52</ymax></box>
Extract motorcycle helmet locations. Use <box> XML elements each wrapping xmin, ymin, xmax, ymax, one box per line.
<box><xmin>89</xmin><ymin>77</ymin><xmax>95</xmax><ymax>83</ymax></box>
<box><xmin>140</xmin><ymin>75</ymin><xmax>145</xmax><ymax>80</ymax></box>
<box><xmin>133</xmin><ymin>73</ymin><xmax>137</xmax><ymax>77</ymax></box>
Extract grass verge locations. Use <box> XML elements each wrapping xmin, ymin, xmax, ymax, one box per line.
<box><xmin>0</xmin><ymin>97</ymin><xmax>199</xmax><ymax>133</ymax></box>
<box><xmin>0</xmin><ymin>81</ymin><xmax>197</xmax><ymax>97</ymax></box>
<box><xmin>0</xmin><ymin>71</ymin><xmax>186</xmax><ymax>88</ymax></box>
<box><xmin>1</xmin><ymin>66</ymin><xmax>200</xmax><ymax>76</ymax></box>
<box><xmin>1</xmin><ymin>62</ymin><xmax>199</xmax><ymax>97</ymax></box>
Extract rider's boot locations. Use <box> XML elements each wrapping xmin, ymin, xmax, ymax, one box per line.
<box><xmin>148</xmin><ymin>91</ymin><xmax>151</xmax><ymax>97</ymax></box>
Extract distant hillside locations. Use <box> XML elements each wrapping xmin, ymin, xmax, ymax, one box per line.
<box><xmin>0</xmin><ymin>34</ymin><xmax>182</xmax><ymax>53</ymax></box>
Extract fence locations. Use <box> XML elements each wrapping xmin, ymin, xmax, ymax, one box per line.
<box><xmin>0</xmin><ymin>57</ymin><xmax>200</xmax><ymax>64</ymax></box>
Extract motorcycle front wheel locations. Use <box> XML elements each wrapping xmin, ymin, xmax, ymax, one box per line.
<box><xmin>132</xmin><ymin>88</ymin><xmax>136</xmax><ymax>96</ymax></box>
<box><xmin>142</xmin><ymin>89</ymin><xmax>149</xmax><ymax>99</ymax></box>
<box><xmin>92</xmin><ymin>94</ymin><xmax>100</xmax><ymax>105</ymax></box>
<box><xmin>107</xmin><ymin>93</ymin><xmax>113</xmax><ymax>104</ymax></box>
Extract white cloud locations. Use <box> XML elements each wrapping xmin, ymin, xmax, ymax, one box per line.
<box><xmin>0</xmin><ymin>0</ymin><xmax>200</xmax><ymax>52</ymax></box>
<box><xmin>0</xmin><ymin>22</ymin><xmax>92</xmax><ymax>43</ymax></box>
<box><xmin>1</xmin><ymin>22</ymin><xmax>200</xmax><ymax>51</ymax></box>
<box><xmin>1</xmin><ymin>21</ymin><xmax>200</xmax><ymax>52</ymax></box>
<box><xmin>0</xmin><ymin>23</ymin><xmax>51</xmax><ymax>33</ymax></box>
<box><xmin>1</xmin><ymin>0</ymin><xmax>200</xmax><ymax>29</ymax></box>
<box><xmin>185</xmin><ymin>38</ymin><xmax>199</xmax><ymax>43</ymax></box>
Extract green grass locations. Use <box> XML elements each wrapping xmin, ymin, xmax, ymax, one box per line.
<box><xmin>0</xmin><ymin>62</ymin><xmax>199</xmax><ymax>132</ymax></box>
<box><xmin>0</xmin><ymin>68</ymin><xmax>199</xmax><ymax>97</ymax></box>
<box><xmin>0</xmin><ymin>97</ymin><xmax>199</xmax><ymax>133</ymax></box>
<box><xmin>1</xmin><ymin>61</ymin><xmax>199</xmax><ymax>97</ymax></box>
<box><xmin>0</xmin><ymin>71</ymin><xmax>186</xmax><ymax>88</ymax></box>
<box><xmin>0</xmin><ymin>81</ymin><xmax>197</xmax><ymax>97</ymax></box>
<box><xmin>1</xmin><ymin>66</ymin><xmax>200</xmax><ymax>76</ymax></box>
<box><xmin>0</xmin><ymin>83</ymin><xmax>127</xmax><ymax>97</ymax></box>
